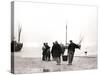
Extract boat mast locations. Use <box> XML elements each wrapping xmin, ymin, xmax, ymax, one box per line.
<box><xmin>66</xmin><ymin>24</ymin><xmax>67</xmax><ymax>45</ymax></box>
<box><xmin>18</xmin><ymin>24</ymin><xmax>22</xmax><ymax>43</ymax></box>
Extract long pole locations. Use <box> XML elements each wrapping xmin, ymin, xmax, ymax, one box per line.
<box><xmin>18</xmin><ymin>25</ymin><xmax>22</xmax><ymax>43</ymax></box>
<box><xmin>66</xmin><ymin>25</ymin><xmax>67</xmax><ymax>45</ymax></box>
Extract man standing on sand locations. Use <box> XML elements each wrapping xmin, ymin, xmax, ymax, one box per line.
<box><xmin>68</xmin><ymin>40</ymin><xmax>81</xmax><ymax>65</ymax></box>
<box><xmin>42</xmin><ymin>43</ymin><xmax>46</xmax><ymax>61</ymax></box>
<box><xmin>51</xmin><ymin>42</ymin><xmax>56</xmax><ymax>60</ymax></box>
<box><xmin>53</xmin><ymin>41</ymin><xmax>62</xmax><ymax>65</ymax></box>
<box><xmin>45</xmin><ymin>43</ymin><xmax>51</xmax><ymax>61</ymax></box>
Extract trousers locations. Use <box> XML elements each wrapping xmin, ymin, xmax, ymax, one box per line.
<box><xmin>68</xmin><ymin>51</ymin><xmax>75</xmax><ymax>64</ymax></box>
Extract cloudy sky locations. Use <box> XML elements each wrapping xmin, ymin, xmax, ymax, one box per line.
<box><xmin>14</xmin><ymin>1</ymin><xmax>97</xmax><ymax>57</ymax></box>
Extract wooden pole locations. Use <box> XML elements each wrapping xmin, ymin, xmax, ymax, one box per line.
<box><xmin>66</xmin><ymin>25</ymin><xmax>67</xmax><ymax>45</ymax></box>
<box><xmin>18</xmin><ymin>24</ymin><xmax>22</xmax><ymax>43</ymax></box>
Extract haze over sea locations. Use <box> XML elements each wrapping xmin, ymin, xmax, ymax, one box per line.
<box><xmin>15</xmin><ymin>43</ymin><xmax>97</xmax><ymax>58</ymax></box>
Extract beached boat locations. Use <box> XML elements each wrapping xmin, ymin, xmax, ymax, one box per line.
<box><xmin>11</xmin><ymin>25</ymin><xmax>23</xmax><ymax>52</ymax></box>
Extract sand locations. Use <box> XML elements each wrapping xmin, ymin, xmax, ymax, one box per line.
<box><xmin>12</xmin><ymin>54</ymin><xmax>97</xmax><ymax>74</ymax></box>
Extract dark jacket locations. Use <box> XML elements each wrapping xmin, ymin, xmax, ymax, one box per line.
<box><xmin>68</xmin><ymin>43</ymin><xmax>80</xmax><ymax>53</ymax></box>
<box><xmin>45</xmin><ymin>45</ymin><xmax>50</xmax><ymax>56</ymax></box>
<box><xmin>51</xmin><ymin>44</ymin><xmax>62</xmax><ymax>57</ymax></box>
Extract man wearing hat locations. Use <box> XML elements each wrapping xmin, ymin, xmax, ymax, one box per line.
<box><xmin>68</xmin><ymin>40</ymin><xmax>81</xmax><ymax>65</ymax></box>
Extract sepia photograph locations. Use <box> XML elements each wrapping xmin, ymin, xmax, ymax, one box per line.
<box><xmin>11</xmin><ymin>1</ymin><xmax>98</xmax><ymax>74</ymax></box>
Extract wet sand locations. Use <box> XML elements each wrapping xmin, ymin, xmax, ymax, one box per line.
<box><xmin>13</xmin><ymin>55</ymin><xmax>97</xmax><ymax>74</ymax></box>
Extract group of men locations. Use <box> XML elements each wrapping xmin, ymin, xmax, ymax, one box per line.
<box><xmin>42</xmin><ymin>40</ymin><xmax>81</xmax><ymax>65</ymax></box>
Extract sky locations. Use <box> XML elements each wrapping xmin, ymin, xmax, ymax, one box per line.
<box><xmin>14</xmin><ymin>1</ymin><xmax>98</xmax><ymax>57</ymax></box>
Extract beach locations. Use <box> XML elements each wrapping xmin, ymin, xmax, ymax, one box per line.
<box><xmin>13</xmin><ymin>54</ymin><xmax>97</xmax><ymax>74</ymax></box>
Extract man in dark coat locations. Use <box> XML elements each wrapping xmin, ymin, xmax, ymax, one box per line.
<box><xmin>51</xmin><ymin>42</ymin><xmax>56</xmax><ymax>60</ymax></box>
<box><xmin>68</xmin><ymin>40</ymin><xmax>81</xmax><ymax>65</ymax></box>
<box><xmin>42</xmin><ymin>43</ymin><xmax>46</xmax><ymax>61</ymax></box>
<box><xmin>45</xmin><ymin>43</ymin><xmax>51</xmax><ymax>61</ymax></box>
<box><xmin>51</xmin><ymin>41</ymin><xmax>62</xmax><ymax>65</ymax></box>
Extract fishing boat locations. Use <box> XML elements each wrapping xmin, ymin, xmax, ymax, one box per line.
<box><xmin>11</xmin><ymin>25</ymin><xmax>23</xmax><ymax>52</ymax></box>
